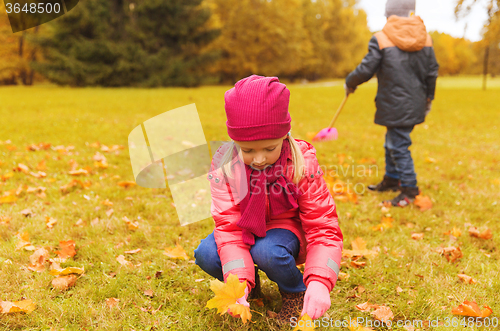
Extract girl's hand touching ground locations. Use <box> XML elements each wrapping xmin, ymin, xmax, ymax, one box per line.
<box><xmin>301</xmin><ymin>281</ymin><xmax>331</xmax><ymax>319</ymax></box>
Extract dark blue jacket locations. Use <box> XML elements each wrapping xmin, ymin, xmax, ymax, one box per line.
<box><xmin>346</xmin><ymin>15</ymin><xmax>439</xmax><ymax>127</ymax></box>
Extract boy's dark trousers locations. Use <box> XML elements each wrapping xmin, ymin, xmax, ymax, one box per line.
<box><xmin>384</xmin><ymin>126</ymin><xmax>417</xmax><ymax>188</ymax></box>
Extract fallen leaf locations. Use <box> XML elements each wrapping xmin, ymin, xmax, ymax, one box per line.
<box><xmin>106</xmin><ymin>208</ymin><xmax>114</xmax><ymax>218</ymax></box>
<box><xmin>0</xmin><ymin>195</ymin><xmax>18</xmax><ymax>204</ymax></box>
<box><xmin>60</xmin><ymin>179</ymin><xmax>91</xmax><ymax>193</ymax></box>
<box><xmin>29</xmin><ymin>171</ymin><xmax>46</xmax><ymax>178</ymax></box>
<box><xmin>0</xmin><ymin>215</ymin><xmax>11</xmax><ymax>225</ymax></box>
<box><xmin>267</xmin><ymin>310</ymin><xmax>278</xmax><ymax>318</ymax></box>
<box><xmin>21</xmin><ymin>208</ymin><xmax>33</xmax><ymax>217</ymax></box>
<box><xmin>117</xmin><ymin>181</ymin><xmax>136</xmax><ymax>188</ymax></box>
<box><xmin>106</xmin><ymin>298</ymin><xmax>120</xmax><ymax>308</ymax></box>
<box><xmin>26</xmin><ymin>186</ymin><xmax>46</xmax><ymax>194</ymax></box>
<box><xmin>36</xmin><ymin>159</ymin><xmax>46</xmax><ymax>170</ymax></box>
<box><xmin>425</xmin><ymin>157</ymin><xmax>437</xmax><ymax>163</ymax></box>
<box><xmin>436</xmin><ymin>246</ymin><xmax>463</xmax><ymax>263</ymax></box>
<box><xmin>411</xmin><ymin>233</ymin><xmax>424</xmax><ymax>240</ymax></box>
<box><xmin>0</xmin><ymin>299</ymin><xmax>36</xmax><ymax>314</ymax></box>
<box><xmin>48</xmin><ymin>259</ymin><xmax>61</xmax><ymax>270</ymax></box>
<box><xmin>27</xmin><ymin>248</ymin><xmax>49</xmax><ymax>272</ymax></box>
<box><xmin>372</xmin><ymin>216</ymin><xmax>393</xmax><ymax>232</ymax></box>
<box><xmin>52</xmin><ymin>274</ymin><xmax>78</xmax><ymax>291</ymax></box>
<box><xmin>91</xmin><ymin>217</ymin><xmax>100</xmax><ymax>226</ymax></box>
<box><xmin>14</xmin><ymin>163</ymin><xmax>30</xmax><ymax>173</ymax></box>
<box><xmin>451</xmin><ymin>300</ymin><xmax>492</xmax><ymax>317</ymax></box>
<box><xmin>371</xmin><ymin>306</ymin><xmax>394</xmax><ymax>323</ymax></box>
<box><xmin>123</xmin><ymin>216</ymin><xmax>139</xmax><ymax>230</ymax></box>
<box><xmin>50</xmin><ymin>267</ymin><xmax>85</xmax><ymax>276</ymax></box>
<box><xmin>468</xmin><ymin>227</ymin><xmax>492</xmax><ymax>239</ymax></box>
<box><xmin>443</xmin><ymin>227</ymin><xmax>462</xmax><ymax>237</ymax></box>
<box><xmin>144</xmin><ymin>289</ymin><xmax>154</xmax><ymax>298</ymax></box>
<box><xmin>45</xmin><ymin>216</ymin><xmax>57</xmax><ymax>229</ymax></box>
<box><xmin>338</xmin><ymin>272</ymin><xmax>350</xmax><ymax>281</ymax></box>
<box><xmin>292</xmin><ymin>313</ymin><xmax>315</xmax><ymax>330</ymax></box>
<box><xmin>355</xmin><ymin>302</ymin><xmax>379</xmax><ymax>312</ymax></box>
<box><xmin>351</xmin><ymin>260</ymin><xmax>366</xmax><ymax>268</ymax></box>
<box><xmin>101</xmin><ymin>144</ymin><xmax>124</xmax><ymax>153</ymax></box>
<box><xmin>101</xmin><ymin>199</ymin><xmax>113</xmax><ymax>206</ymax></box>
<box><xmin>164</xmin><ymin>244</ymin><xmax>189</xmax><ymax>260</ymax></box>
<box><xmin>206</xmin><ymin>274</ymin><xmax>250</xmax><ymax>323</ymax></box>
<box><xmin>16</xmin><ymin>232</ymin><xmax>35</xmax><ymax>251</ymax></box>
<box><xmin>116</xmin><ymin>255</ymin><xmax>134</xmax><ymax>268</ymax></box>
<box><xmin>55</xmin><ymin>240</ymin><xmax>76</xmax><ymax>259</ymax></box>
<box><xmin>74</xmin><ymin>219</ymin><xmax>86</xmax><ymax>227</ymax></box>
<box><xmin>457</xmin><ymin>274</ymin><xmax>476</xmax><ymax>284</ymax></box>
<box><xmin>94</xmin><ymin>159</ymin><xmax>109</xmax><ymax>168</ymax></box>
<box><xmin>396</xmin><ymin>286</ymin><xmax>403</xmax><ymax>293</ymax></box>
<box><xmin>1</xmin><ymin>172</ymin><xmax>14</xmax><ymax>181</ymax></box>
<box><xmin>414</xmin><ymin>195</ymin><xmax>432</xmax><ymax>211</ymax></box>
<box><xmin>69</xmin><ymin>169</ymin><xmax>88</xmax><ymax>176</ymax></box>
<box><xmin>124</xmin><ymin>248</ymin><xmax>142</xmax><ymax>254</ymax></box>
<box><xmin>342</xmin><ymin>237</ymin><xmax>379</xmax><ymax>259</ymax></box>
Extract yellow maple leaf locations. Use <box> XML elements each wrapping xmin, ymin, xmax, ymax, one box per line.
<box><xmin>372</xmin><ymin>216</ymin><xmax>393</xmax><ymax>232</ymax></box>
<box><xmin>206</xmin><ymin>274</ymin><xmax>251</xmax><ymax>323</ymax></box>
<box><xmin>292</xmin><ymin>313</ymin><xmax>316</xmax><ymax>330</ymax></box>
<box><xmin>0</xmin><ymin>195</ymin><xmax>18</xmax><ymax>204</ymax></box>
<box><xmin>50</xmin><ymin>267</ymin><xmax>85</xmax><ymax>276</ymax></box>
<box><xmin>163</xmin><ymin>244</ymin><xmax>188</xmax><ymax>260</ymax></box>
<box><xmin>0</xmin><ymin>299</ymin><xmax>36</xmax><ymax>314</ymax></box>
<box><xmin>226</xmin><ymin>303</ymin><xmax>252</xmax><ymax>324</ymax></box>
<box><xmin>342</xmin><ymin>237</ymin><xmax>378</xmax><ymax>259</ymax></box>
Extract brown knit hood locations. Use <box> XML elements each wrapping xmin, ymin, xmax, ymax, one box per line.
<box><xmin>382</xmin><ymin>15</ymin><xmax>428</xmax><ymax>52</ymax></box>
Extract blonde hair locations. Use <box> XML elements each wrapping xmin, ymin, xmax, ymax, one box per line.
<box><xmin>215</xmin><ymin>135</ymin><xmax>305</xmax><ymax>185</ymax></box>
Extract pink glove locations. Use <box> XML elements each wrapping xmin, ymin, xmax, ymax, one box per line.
<box><xmin>301</xmin><ymin>281</ymin><xmax>331</xmax><ymax>319</ymax></box>
<box><xmin>228</xmin><ymin>284</ymin><xmax>250</xmax><ymax>317</ymax></box>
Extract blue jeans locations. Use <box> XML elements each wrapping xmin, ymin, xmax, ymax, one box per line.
<box><xmin>194</xmin><ymin>228</ymin><xmax>307</xmax><ymax>293</ymax></box>
<box><xmin>384</xmin><ymin>126</ymin><xmax>417</xmax><ymax>187</ymax></box>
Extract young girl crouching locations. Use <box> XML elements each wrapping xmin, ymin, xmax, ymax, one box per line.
<box><xmin>194</xmin><ymin>75</ymin><xmax>343</xmax><ymax>324</ymax></box>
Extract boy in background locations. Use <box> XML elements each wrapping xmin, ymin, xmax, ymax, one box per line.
<box><xmin>345</xmin><ymin>0</ymin><xmax>439</xmax><ymax>207</ymax></box>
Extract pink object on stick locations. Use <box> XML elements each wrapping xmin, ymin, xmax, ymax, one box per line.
<box><xmin>313</xmin><ymin>127</ymin><xmax>338</xmax><ymax>141</ymax></box>
<box><xmin>312</xmin><ymin>94</ymin><xmax>349</xmax><ymax>142</ymax></box>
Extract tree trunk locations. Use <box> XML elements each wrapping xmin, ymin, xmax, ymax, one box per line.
<box><xmin>483</xmin><ymin>45</ymin><xmax>490</xmax><ymax>91</ymax></box>
<box><xmin>27</xmin><ymin>26</ymin><xmax>40</xmax><ymax>85</ymax></box>
<box><xmin>19</xmin><ymin>32</ymin><xmax>28</xmax><ymax>85</ymax></box>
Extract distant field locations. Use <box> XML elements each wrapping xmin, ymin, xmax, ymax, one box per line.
<box><xmin>0</xmin><ymin>76</ymin><xmax>499</xmax><ymax>330</ymax></box>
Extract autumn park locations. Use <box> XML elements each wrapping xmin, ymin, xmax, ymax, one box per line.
<box><xmin>1</xmin><ymin>0</ymin><xmax>500</xmax><ymax>330</ymax></box>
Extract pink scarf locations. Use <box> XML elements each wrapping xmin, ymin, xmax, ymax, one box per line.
<box><xmin>235</xmin><ymin>139</ymin><xmax>302</xmax><ymax>245</ymax></box>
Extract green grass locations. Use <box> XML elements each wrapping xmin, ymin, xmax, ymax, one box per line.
<box><xmin>0</xmin><ymin>76</ymin><xmax>499</xmax><ymax>330</ymax></box>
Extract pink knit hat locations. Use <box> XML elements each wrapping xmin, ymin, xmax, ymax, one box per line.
<box><xmin>225</xmin><ymin>75</ymin><xmax>291</xmax><ymax>141</ymax></box>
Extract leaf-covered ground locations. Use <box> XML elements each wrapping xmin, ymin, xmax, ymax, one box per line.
<box><xmin>0</xmin><ymin>76</ymin><xmax>499</xmax><ymax>330</ymax></box>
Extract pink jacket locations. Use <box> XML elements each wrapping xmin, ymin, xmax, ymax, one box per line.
<box><xmin>207</xmin><ymin>139</ymin><xmax>343</xmax><ymax>292</ymax></box>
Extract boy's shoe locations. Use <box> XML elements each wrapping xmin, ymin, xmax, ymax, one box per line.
<box><xmin>274</xmin><ymin>290</ymin><xmax>305</xmax><ymax>324</ymax></box>
<box><xmin>248</xmin><ymin>266</ymin><xmax>262</xmax><ymax>300</ymax></box>
<box><xmin>385</xmin><ymin>186</ymin><xmax>419</xmax><ymax>207</ymax></box>
<box><xmin>368</xmin><ymin>175</ymin><xmax>401</xmax><ymax>192</ymax></box>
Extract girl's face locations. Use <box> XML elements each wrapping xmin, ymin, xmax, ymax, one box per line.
<box><xmin>234</xmin><ymin>135</ymin><xmax>287</xmax><ymax>170</ymax></box>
